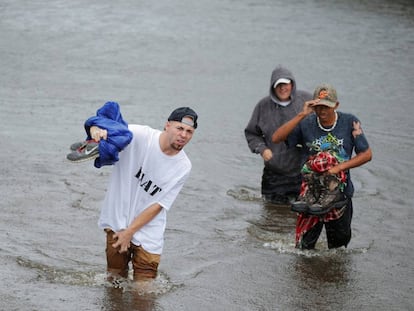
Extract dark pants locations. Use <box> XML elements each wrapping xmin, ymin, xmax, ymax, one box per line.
<box><xmin>261</xmin><ymin>167</ymin><xmax>302</xmax><ymax>204</ymax></box>
<box><xmin>300</xmin><ymin>200</ymin><xmax>353</xmax><ymax>249</ymax></box>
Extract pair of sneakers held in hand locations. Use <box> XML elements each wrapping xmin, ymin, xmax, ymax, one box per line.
<box><xmin>66</xmin><ymin>140</ymin><xmax>99</xmax><ymax>162</ymax></box>
<box><xmin>291</xmin><ymin>173</ymin><xmax>348</xmax><ymax>216</ymax></box>
<box><xmin>66</xmin><ymin>127</ymin><xmax>106</xmax><ymax>162</ymax></box>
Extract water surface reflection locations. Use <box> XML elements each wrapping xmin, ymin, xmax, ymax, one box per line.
<box><xmin>101</xmin><ymin>287</ymin><xmax>160</xmax><ymax>311</ymax></box>
<box><xmin>289</xmin><ymin>252</ymin><xmax>353</xmax><ymax>311</ymax></box>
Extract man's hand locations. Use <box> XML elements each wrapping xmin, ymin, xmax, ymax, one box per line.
<box><xmin>327</xmin><ymin>165</ymin><xmax>341</xmax><ymax>175</ymax></box>
<box><xmin>112</xmin><ymin>229</ymin><xmax>133</xmax><ymax>253</ymax></box>
<box><xmin>303</xmin><ymin>99</ymin><xmax>319</xmax><ymax>115</ymax></box>
<box><xmin>90</xmin><ymin>126</ymin><xmax>108</xmax><ymax>141</ymax></box>
<box><xmin>261</xmin><ymin>148</ymin><xmax>273</xmax><ymax>162</ymax></box>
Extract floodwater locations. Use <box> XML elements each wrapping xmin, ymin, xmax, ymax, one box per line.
<box><xmin>1</xmin><ymin>0</ymin><xmax>413</xmax><ymax>310</ymax></box>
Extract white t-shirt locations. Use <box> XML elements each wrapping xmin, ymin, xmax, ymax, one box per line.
<box><xmin>98</xmin><ymin>124</ymin><xmax>192</xmax><ymax>254</ymax></box>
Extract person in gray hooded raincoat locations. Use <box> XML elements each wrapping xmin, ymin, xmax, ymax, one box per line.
<box><xmin>245</xmin><ymin>66</ymin><xmax>312</xmax><ymax>204</ymax></box>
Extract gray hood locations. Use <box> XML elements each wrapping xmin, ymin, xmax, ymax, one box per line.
<box><xmin>269</xmin><ymin>66</ymin><xmax>297</xmax><ymax>104</ymax></box>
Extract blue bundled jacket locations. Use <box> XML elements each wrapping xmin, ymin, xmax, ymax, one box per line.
<box><xmin>84</xmin><ymin>101</ymin><xmax>133</xmax><ymax>168</ymax></box>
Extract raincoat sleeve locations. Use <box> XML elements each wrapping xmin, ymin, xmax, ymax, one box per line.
<box><xmin>84</xmin><ymin>101</ymin><xmax>133</xmax><ymax>168</ymax></box>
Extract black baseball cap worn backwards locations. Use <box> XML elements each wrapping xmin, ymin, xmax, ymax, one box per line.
<box><xmin>168</xmin><ymin>107</ymin><xmax>198</xmax><ymax>129</ymax></box>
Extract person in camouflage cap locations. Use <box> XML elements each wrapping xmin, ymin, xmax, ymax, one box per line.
<box><xmin>272</xmin><ymin>83</ymin><xmax>372</xmax><ymax>249</ymax></box>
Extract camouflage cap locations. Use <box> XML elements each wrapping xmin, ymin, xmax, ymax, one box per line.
<box><xmin>313</xmin><ymin>83</ymin><xmax>338</xmax><ymax>108</ymax></box>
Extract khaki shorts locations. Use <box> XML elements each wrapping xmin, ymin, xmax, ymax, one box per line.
<box><xmin>105</xmin><ymin>229</ymin><xmax>161</xmax><ymax>280</ymax></box>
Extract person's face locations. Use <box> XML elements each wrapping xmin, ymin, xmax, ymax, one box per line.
<box><xmin>313</xmin><ymin>104</ymin><xmax>337</xmax><ymax>122</ymax></box>
<box><xmin>165</xmin><ymin>117</ymin><xmax>195</xmax><ymax>151</ymax></box>
<box><xmin>274</xmin><ymin>83</ymin><xmax>292</xmax><ymax>101</ymax></box>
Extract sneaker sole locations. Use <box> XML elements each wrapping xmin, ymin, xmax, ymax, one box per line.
<box><xmin>67</xmin><ymin>140</ymin><xmax>99</xmax><ymax>163</ymax></box>
<box><xmin>291</xmin><ymin>202</ymin><xmax>309</xmax><ymax>213</ymax></box>
<box><xmin>66</xmin><ymin>149</ymin><xmax>99</xmax><ymax>163</ymax></box>
<box><xmin>66</xmin><ymin>153</ymin><xmax>99</xmax><ymax>163</ymax></box>
<box><xmin>307</xmin><ymin>199</ymin><xmax>349</xmax><ymax>216</ymax></box>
